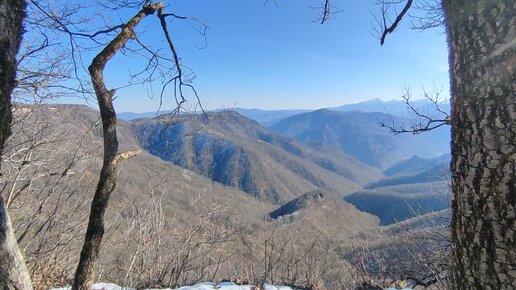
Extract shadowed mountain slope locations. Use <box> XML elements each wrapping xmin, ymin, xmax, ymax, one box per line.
<box><xmin>366</xmin><ymin>163</ymin><xmax>450</xmax><ymax>189</ymax></box>
<box><xmin>345</xmin><ymin>168</ymin><xmax>450</xmax><ymax>225</ymax></box>
<box><xmin>383</xmin><ymin>154</ymin><xmax>451</xmax><ymax>177</ymax></box>
<box><xmin>269</xmin><ymin>190</ymin><xmax>327</xmax><ymax>220</ymax></box>
<box><xmin>269</xmin><ymin>190</ymin><xmax>379</xmax><ymax>237</ymax></box>
<box><xmin>344</xmin><ymin>184</ymin><xmax>450</xmax><ymax>226</ymax></box>
<box><xmin>132</xmin><ymin>111</ymin><xmax>381</xmax><ymax>203</ymax></box>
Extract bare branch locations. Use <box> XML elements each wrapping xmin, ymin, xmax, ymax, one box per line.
<box><xmin>410</xmin><ymin>0</ymin><xmax>444</xmax><ymax>30</ymax></box>
<box><xmin>73</xmin><ymin>3</ymin><xmax>161</xmax><ymax>289</ymax></box>
<box><xmin>380</xmin><ymin>87</ymin><xmax>450</xmax><ymax>134</ymax></box>
<box><xmin>321</xmin><ymin>0</ymin><xmax>331</xmax><ymax>24</ymax></box>
<box><xmin>161</xmin><ymin>12</ymin><xmax>209</xmax><ymax>49</ymax></box>
<box><xmin>312</xmin><ymin>0</ymin><xmax>343</xmax><ymax>24</ymax></box>
<box><xmin>157</xmin><ymin>6</ymin><xmax>206</xmax><ymax>117</ymax></box>
<box><xmin>374</xmin><ymin>0</ymin><xmax>414</xmax><ymax>45</ymax></box>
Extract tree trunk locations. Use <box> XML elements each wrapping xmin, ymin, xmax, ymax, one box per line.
<box><xmin>0</xmin><ymin>203</ymin><xmax>33</xmax><ymax>290</ymax></box>
<box><xmin>442</xmin><ymin>0</ymin><xmax>516</xmax><ymax>288</ymax></box>
<box><xmin>0</xmin><ymin>0</ymin><xmax>33</xmax><ymax>289</ymax></box>
<box><xmin>71</xmin><ymin>4</ymin><xmax>159</xmax><ymax>290</ymax></box>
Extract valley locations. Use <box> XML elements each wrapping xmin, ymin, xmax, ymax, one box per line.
<box><xmin>3</xmin><ymin>100</ymin><xmax>451</xmax><ymax>289</ymax></box>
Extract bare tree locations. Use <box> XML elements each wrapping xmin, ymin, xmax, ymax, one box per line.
<box><xmin>4</xmin><ymin>1</ymin><xmax>513</xmax><ymax>289</ymax></box>
<box><xmin>70</xmin><ymin>2</ymin><xmax>207</xmax><ymax>289</ymax></box>
<box><xmin>71</xmin><ymin>4</ymin><xmax>162</xmax><ymax>289</ymax></box>
<box><xmin>2</xmin><ymin>104</ymin><xmax>102</xmax><ymax>289</ymax></box>
<box><xmin>5</xmin><ymin>1</ymin><xmax>205</xmax><ymax>288</ymax></box>
<box><xmin>0</xmin><ymin>0</ymin><xmax>34</xmax><ymax>289</ymax></box>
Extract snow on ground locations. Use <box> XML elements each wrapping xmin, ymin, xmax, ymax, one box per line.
<box><xmin>51</xmin><ymin>282</ymin><xmax>297</xmax><ymax>290</ymax></box>
<box><xmin>176</xmin><ymin>282</ymin><xmax>296</xmax><ymax>290</ymax></box>
<box><xmin>51</xmin><ymin>282</ymin><xmax>413</xmax><ymax>290</ymax></box>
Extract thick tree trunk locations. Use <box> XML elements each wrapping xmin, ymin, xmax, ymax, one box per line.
<box><xmin>442</xmin><ymin>0</ymin><xmax>516</xmax><ymax>288</ymax></box>
<box><xmin>71</xmin><ymin>4</ymin><xmax>159</xmax><ymax>290</ymax></box>
<box><xmin>0</xmin><ymin>1</ymin><xmax>33</xmax><ymax>290</ymax></box>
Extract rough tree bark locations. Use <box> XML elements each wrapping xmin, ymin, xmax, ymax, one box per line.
<box><xmin>0</xmin><ymin>1</ymin><xmax>33</xmax><ymax>289</ymax></box>
<box><xmin>71</xmin><ymin>3</ymin><xmax>160</xmax><ymax>290</ymax></box>
<box><xmin>442</xmin><ymin>0</ymin><xmax>516</xmax><ymax>288</ymax></box>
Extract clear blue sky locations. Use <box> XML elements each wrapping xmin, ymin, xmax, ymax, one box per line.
<box><xmin>101</xmin><ymin>0</ymin><xmax>449</xmax><ymax>112</ymax></box>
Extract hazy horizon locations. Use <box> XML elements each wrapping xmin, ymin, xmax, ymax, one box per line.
<box><xmin>87</xmin><ymin>1</ymin><xmax>451</xmax><ymax>113</ymax></box>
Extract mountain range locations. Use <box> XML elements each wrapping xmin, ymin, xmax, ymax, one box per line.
<box><xmin>132</xmin><ymin>111</ymin><xmax>381</xmax><ymax>203</ymax></box>
<box><xmin>269</xmin><ymin>109</ymin><xmax>449</xmax><ymax>168</ymax></box>
<box><xmin>119</xmin><ymin>98</ymin><xmax>450</xmax><ymax>125</ymax></box>
<box><xmin>6</xmin><ymin>104</ymin><xmax>386</xmax><ymax>283</ymax></box>
<box><xmin>125</xmin><ymin>100</ymin><xmax>451</xmax><ymax>225</ymax></box>
<box><xmin>106</xmin><ymin>98</ymin><xmax>453</xmax><ymax>222</ymax></box>
<box><xmin>5</xmin><ymin>102</ymin><xmax>454</xmax><ymax>287</ymax></box>
<box><xmin>10</xmin><ymin>100</ymin><xmax>452</xmax><ymax>234</ymax></box>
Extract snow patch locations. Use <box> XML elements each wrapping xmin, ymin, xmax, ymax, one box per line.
<box><xmin>51</xmin><ymin>283</ymin><xmax>297</xmax><ymax>290</ymax></box>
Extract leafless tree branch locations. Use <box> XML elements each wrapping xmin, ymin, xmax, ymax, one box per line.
<box><xmin>373</xmin><ymin>0</ymin><xmax>414</xmax><ymax>46</ymax></box>
<box><xmin>380</xmin><ymin>86</ymin><xmax>450</xmax><ymax>134</ymax></box>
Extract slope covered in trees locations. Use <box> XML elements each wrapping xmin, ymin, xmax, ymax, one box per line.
<box><xmin>1</xmin><ymin>0</ymin><xmax>514</xmax><ymax>289</ymax></box>
<box><xmin>133</xmin><ymin>111</ymin><xmax>381</xmax><ymax>202</ymax></box>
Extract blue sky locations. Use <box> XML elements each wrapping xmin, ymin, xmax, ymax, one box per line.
<box><xmin>101</xmin><ymin>0</ymin><xmax>449</xmax><ymax>112</ymax></box>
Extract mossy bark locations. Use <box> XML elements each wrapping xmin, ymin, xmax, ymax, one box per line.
<box><xmin>443</xmin><ymin>0</ymin><xmax>516</xmax><ymax>288</ymax></box>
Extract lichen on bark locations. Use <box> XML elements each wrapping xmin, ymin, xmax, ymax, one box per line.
<box><xmin>443</xmin><ymin>0</ymin><xmax>516</xmax><ymax>288</ymax></box>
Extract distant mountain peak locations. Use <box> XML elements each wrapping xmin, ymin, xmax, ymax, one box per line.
<box><xmin>314</xmin><ymin>108</ymin><xmax>332</xmax><ymax>113</ymax></box>
<box><xmin>360</xmin><ymin>98</ymin><xmax>383</xmax><ymax>103</ymax></box>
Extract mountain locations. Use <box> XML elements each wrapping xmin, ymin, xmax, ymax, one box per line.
<box><xmin>269</xmin><ymin>190</ymin><xmax>326</xmax><ymax>220</ymax></box>
<box><xmin>343</xmin><ymin>154</ymin><xmax>451</xmax><ymax>225</ymax></box>
<box><xmin>132</xmin><ymin>111</ymin><xmax>381</xmax><ymax>203</ymax></box>
<box><xmin>8</xmin><ymin>103</ymin><xmax>459</xmax><ymax>288</ymax></box>
<box><xmin>213</xmin><ymin>108</ymin><xmax>309</xmax><ymax>125</ymax></box>
<box><xmin>118</xmin><ymin>108</ymin><xmax>308</xmax><ymax>124</ymax></box>
<box><xmin>269</xmin><ymin>190</ymin><xmax>379</xmax><ymax>236</ymax></box>
<box><xmin>367</xmin><ymin>163</ymin><xmax>450</xmax><ymax>189</ymax></box>
<box><xmin>118</xmin><ymin>110</ymin><xmax>174</xmax><ymax>121</ymax></box>
<box><xmin>7</xmin><ymin>104</ymin><xmax>268</xmax><ymax>222</ymax></box>
<box><xmin>339</xmin><ymin>148</ymin><xmax>451</xmax><ymax>225</ymax></box>
<box><xmin>383</xmin><ymin>208</ymin><xmax>450</xmax><ymax>234</ymax></box>
<box><xmin>269</xmin><ymin>109</ymin><xmax>450</xmax><ymax>169</ymax></box>
<box><xmin>329</xmin><ymin>98</ymin><xmax>451</xmax><ymax>118</ymax></box>
<box><xmin>119</xmin><ymin>97</ymin><xmax>450</xmax><ymax>123</ymax></box>
<box><xmin>329</xmin><ymin>98</ymin><xmax>409</xmax><ymax>115</ymax></box>
<box><xmin>7</xmin><ymin>104</ymin><xmax>389</xmax><ymax>287</ymax></box>
<box><xmin>383</xmin><ymin>154</ymin><xmax>451</xmax><ymax>177</ymax></box>
<box><xmin>344</xmin><ymin>182</ymin><xmax>451</xmax><ymax>225</ymax></box>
